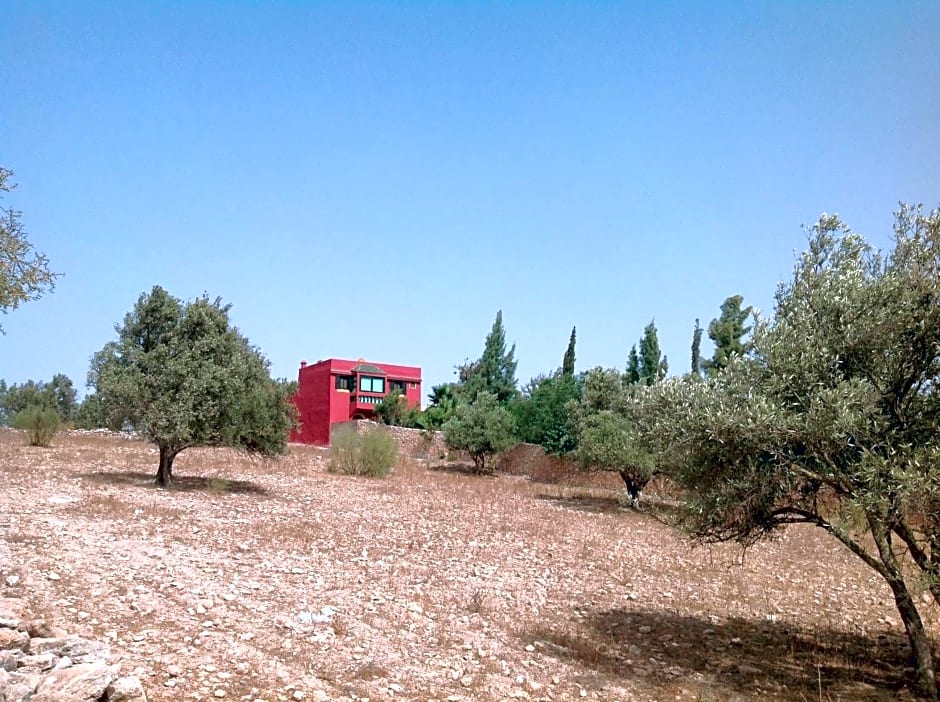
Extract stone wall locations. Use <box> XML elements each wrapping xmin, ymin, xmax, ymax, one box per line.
<box><xmin>0</xmin><ymin>596</ymin><xmax>146</xmax><ymax>702</ymax></box>
<box><xmin>498</xmin><ymin>442</ymin><xmax>623</xmax><ymax>489</ymax></box>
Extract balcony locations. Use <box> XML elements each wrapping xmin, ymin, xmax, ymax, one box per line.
<box><xmin>350</xmin><ymin>393</ymin><xmax>385</xmax><ymax>411</ymax></box>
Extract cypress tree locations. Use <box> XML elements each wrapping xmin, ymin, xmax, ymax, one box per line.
<box><xmin>458</xmin><ymin>310</ymin><xmax>518</xmax><ymax>403</ymax></box>
<box><xmin>691</xmin><ymin>318</ymin><xmax>703</xmax><ymax>376</ymax></box>
<box><xmin>562</xmin><ymin>326</ymin><xmax>577</xmax><ymax>376</ymax></box>
<box><xmin>703</xmin><ymin>295</ymin><xmax>753</xmax><ymax>377</ymax></box>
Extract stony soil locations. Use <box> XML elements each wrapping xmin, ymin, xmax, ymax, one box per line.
<box><xmin>1</xmin><ymin>429</ymin><xmax>936</xmax><ymax>701</ymax></box>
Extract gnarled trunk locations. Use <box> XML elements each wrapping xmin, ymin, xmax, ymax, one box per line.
<box><xmin>619</xmin><ymin>470</ymin><xmax>642</xmax><ymax>508</ymax></box>
<box><xmin>870</xmin><ymin>519</ymin><xmax>938</xmax><ymax>700</ymax></box>
<box><xmin>156</xmin><ymin>444</ymin><xmax>179</xmax><ymax>486</ymax></box>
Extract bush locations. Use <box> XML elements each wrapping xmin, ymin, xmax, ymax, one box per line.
<box><xmin>11</xmin><ymin>405</ymin><xmax>61</xmax><ymax>447</ymax></box>
<box><xmin>329</xmin><ymin>424</ymin><xmax>398</xmax><ymax>477</ymax></box>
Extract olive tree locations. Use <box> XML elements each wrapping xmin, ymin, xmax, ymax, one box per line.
<box><xmin>443</xmin><ymin>392</ymin><xmax>516</xmax><ymax>473</ymax></box>
<box><xmin>572</xmin><ymin>367</ymin><xmax>656</xmax><ymax>506</ymax></box>
<box><xmin>90</xmin><ymin>286</ymin><xmax>296</xmax><ymax>485</ymax></box>
<box><xmin>1</xmin><ymin>166</ymin><xmax>59</xmax><ymax>331</ymax></box>
<box><xmin>653</xmin><ymin>206</ymin><xmax>940</xmax><ymax>699</ymax></box>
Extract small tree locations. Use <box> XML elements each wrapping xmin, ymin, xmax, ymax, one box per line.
<box><xmin>89</xmin><ymin>286</ymin><xmax>295</xmax><ymax>485</ymax></box>
<box><xmin>702</xmin><ymin>294</ymin><xmax>753</xmax><ymax>377</ymax></box>
<box><xmin>0</xmin><ymin>166</ymin><xmax>59</xmax><ymax>332</ymax></box>
<box><xmin>576</xmin><ymin>409</ymin><xmax>654</xmax><ymax>507</ymax></box>
<box><xmin>572</xmin><ymin>367</ymin><xmax>656</xmax><ymax>506</ymax></box>
<box><xmin>443</xmin><ymin>392</ymin><xmax>516</xmax><ymax>473</ymax></box>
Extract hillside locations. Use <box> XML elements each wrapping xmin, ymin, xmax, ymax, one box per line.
<box><xmin>0</xmin><ymin>430</ymin><xmax>933</xmax><ymax>701</ymax></box>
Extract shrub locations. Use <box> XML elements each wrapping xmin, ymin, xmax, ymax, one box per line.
<box><xmin>329</xmin><ymin>424</ymin><xmax>398</xmax><ymax>477</ymax></box>
<box><xmin>11</xmin><ymin>405</ymin><xmax>60</xmax><ymax>447</ymax></box>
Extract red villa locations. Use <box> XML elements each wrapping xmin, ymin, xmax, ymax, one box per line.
<box><xmin>290</xmin><ymin>358</ymin><xmax>422</xmax><ymax>445</ymax></box>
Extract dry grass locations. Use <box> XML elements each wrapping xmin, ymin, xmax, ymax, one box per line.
<box><xmin>0</xmin><ymin>428</ymin><xmax>936</xmax><ymax>702</ymax></box>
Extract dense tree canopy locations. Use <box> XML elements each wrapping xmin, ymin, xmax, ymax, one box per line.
<box><xmin>511</xmin><ymin>370</ymin><xmax>580</xmax><ymax>455</ymax></box>
<box><xmin>0</xmin><ymin>166</ymin><xmax>59</xmax><ymax>332</ymax></box>
<box><xmin>648</xmin><ymin>206</ymin><xmax>940</xmax><ymax>698</ymax></box>
<box><xmin>0</xmin><ymin>374</ymin><xmax>76</xmax><ymax>425</ymax></box>
<box><xmin>89</xmin><ymin>286</ymin><xmax>295</xmax><ymax>485</ymax></box>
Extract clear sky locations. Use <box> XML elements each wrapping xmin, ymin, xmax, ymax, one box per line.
<box><xmin>2</xmin><ymin>2</ymin><xmax>939</xmax><ymax>399</ymax></box>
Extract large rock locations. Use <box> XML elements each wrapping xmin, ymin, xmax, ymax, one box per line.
<box><xmin>106</xmin><ymin>675</ymin><xmax>149</xmax><ymax>702</ymax></box>
<box><xmin>27</xmin><ymin>636</ymin><xmax>110</xmax><ymax>663</ymax></box>
<box><xmin>31</xmin><ymin>661</ymin><xmax>117</xmax><ymax>701</ymax></box>
<box><xmin>0</xmin><ymin>630</ymin><xmax>28</xmax><ymax>651</ymax></box>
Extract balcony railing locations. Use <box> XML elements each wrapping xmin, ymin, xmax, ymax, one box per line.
<box><xmin>352</xmin><ymin>394</ymin><xmax>384</xmax><ymax>405</ymax></box>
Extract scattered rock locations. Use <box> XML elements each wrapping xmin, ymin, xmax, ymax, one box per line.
<box><xmin>0</xmin><ymin>596</ymin><xmax>146</xmax><ymax>702</ymax></box>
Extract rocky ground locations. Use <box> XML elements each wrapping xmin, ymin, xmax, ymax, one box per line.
<box><xmin>0</xmin><ymin>429</ymin><xmax>936</xmax><ymax>701</ymax></box>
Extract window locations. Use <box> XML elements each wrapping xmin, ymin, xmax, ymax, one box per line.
<box><xmin>409</xmin><ymin>382</ymin><xmax>418</xmax><ymax>389</ymax></box>
<box><xmin>335</xmin><ymin>375</ymin><xmax>355</xmax><ymax>391</ymax></box>
<box><xmin>389</xmin><ymin>380</ymin><xmax>406</xmax><ymax>394</ymax></box>
<box><xmin>359</xmin><ymin>376</ymin><xmax>385</xmax><ymax>393</ymax></box>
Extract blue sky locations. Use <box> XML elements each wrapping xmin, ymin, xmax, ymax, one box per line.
<box><xmin>2</xmin><ymin>2</ymin><xmax>939</xmax><ymax>399</ymax></box>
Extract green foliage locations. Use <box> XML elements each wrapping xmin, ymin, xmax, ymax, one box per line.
<box><xmin>702</xmin><ymin>295</ymin><xmax>753</xmax><ymax>377</ymax></box>
<box><xmin>10</xmin><ymin>404</ymin><xmax>60</xmax><ymax>447</ymax></box>
<box><xmin>0</xmin><ymin>374</ymin><xmax>77</xmax><ymax>426</ymax></box>
<box><xmin>89</xmin><ymin>286</ymin><xmax>294</xmax><ymax>485</ymax></box>
<box><xmin>457</xmin><ymin>310</ymin><xmax>518</xmax><ymax>403</ymax></box>
<box><xmin>626</xmin><ymin>322</ymin><xmax>668</xmax><ymax>386</ymax></box>
<box><xmin>73</xmin><ymin>392</ymin><xmax>123</xmax><ymax>430</ymax></box>
<box><xmin>443</xmin><ymin>392</ymin><xmax>516</xmax><ymax>473</ymax></box>
<box><xmin>510</xmin><ymin>371</ymin><xmax>580</xmax><ymax>454</ymax></box>
<box><xmin>0</xmin><ymin>167</ymin><xmax>60</xmax><ymax>332</ymax></box>
<box><xmin>562</xmin><ymin>326</ymin><xmax>577</xmax><ymax>376</ymax></box>
<box><xmin>570</xmin><ymin>366</ymin><xmax>657</xmax><ymax>504</ymax></box>
<box><xmin>374</xmin><ymin>389</ymin><xmax>421</xmax><ymax>428</ymax></box>
<box><xmin>690</xmin><ymin>318</ymin><xmax>703</xmax><ymax>377</ymax></box>
<box><xmin>418</xmin><ymin>383</ymin><xmax>460</xmax><ymax>429</ymax></box>
<box><xmin>328</xmin><ymin>424</ymin><xmax>398</xmax><ymax>477</ymax></box>
<box><xmin>652</xmin><ymin>206</ymin><xmax>940</xmax><ymax>697</ymax></box>
<box><xmin>275</xmin><ymin>377</ymin><xmax>298</xmax><ymax>398</ymax></box>
<box><xmin>576</xmin><ymin>409</ymin><xmax>655</xmax><ymax>504</ymax></box>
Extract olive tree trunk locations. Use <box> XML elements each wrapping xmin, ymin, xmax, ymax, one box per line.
<box><xmin>870</xmin><ymin>519</ymin><xmax>938</xmax><ymax>700</ymax></box>
<box><xmin>156</xmin><ymin>444</ymin><xmax>180</xmax><ymax>486</ymax></box>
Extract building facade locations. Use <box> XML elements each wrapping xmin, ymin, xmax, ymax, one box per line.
<box><xmin>290</xmin><ymin>358</ymin><xmax>422</xmax><ymax>445</ymax></box>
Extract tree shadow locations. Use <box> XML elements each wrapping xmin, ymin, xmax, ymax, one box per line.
<box><xmin>536</xmin><ymin>492</ymin><xmax>629</xmax><ymax>515</ymax></box>
<box><xmin>521</xmin><ymin>606</ymin><xmax>923</xmax><ymax>701</ymax></box>
<box><xmin>428</xmin><ymin>462</ymin><xmax>498</xmax><ymax>478</ymax></box>
<box><xmin>81</xmin><ymin>471</ymin><xmax>269</xmax><ymax>496</ymax></box>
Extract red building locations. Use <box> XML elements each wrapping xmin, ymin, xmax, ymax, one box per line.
<box><xmin>290</xmin><ymin>358</ymin><xmax>422</xmax><ymax>445</ymax></box>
